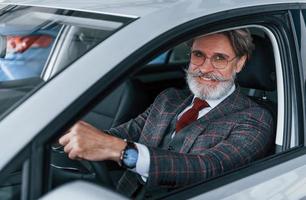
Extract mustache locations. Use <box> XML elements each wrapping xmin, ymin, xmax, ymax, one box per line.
<box><xmin>186</xmin><ymin>70</ymin><xmax>230</xmax><ymax>82</ymax></box>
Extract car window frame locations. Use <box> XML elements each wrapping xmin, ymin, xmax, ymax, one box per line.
<box><xmin>53</xmin><ymin>12</ymin><xmax>294</xmax><ymax>198</ymax></box>
<box><xmin>38</xmin><ymin>7</ymin><xmax>299</xmax><ymax>199</ymax></box>
<box><xmin>294</xmin><ymin>8</ymin><xmax>306</xmax><ymax>146</ymax></box>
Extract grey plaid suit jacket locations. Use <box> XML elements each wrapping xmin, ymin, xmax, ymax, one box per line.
<box><xmin>108</xmin><ymin>87</ymin><xmax>274</xmax><ymax>197</ymax></box>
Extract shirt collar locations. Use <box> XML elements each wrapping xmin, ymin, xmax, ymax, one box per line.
<box><xmin>193</xmin><ymin>84</ymin><xmax>236</xmax><ymax>109</ymax></box>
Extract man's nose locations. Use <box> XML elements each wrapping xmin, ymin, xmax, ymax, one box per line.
<box><xmin>198</xmin><ymin>58</ymin><xmax>215</xmax><ymax>72</ymax></box>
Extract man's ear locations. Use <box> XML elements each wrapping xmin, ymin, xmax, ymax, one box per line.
<box><xmin>235</xmin><ymin>55</ymin><xmax>247</xmax><ymax>73</ymax></box>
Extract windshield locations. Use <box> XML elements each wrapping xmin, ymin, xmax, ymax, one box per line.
<box><xmin>0</xmin><ymin>5</ymin><xmax>133</xmax><ymax>118</ymax></box>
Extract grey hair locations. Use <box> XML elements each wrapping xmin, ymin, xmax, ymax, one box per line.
<box><xmin>222</xmin><ymin>29</ymin><xmax>255</xmax><ymax>60</ymax></box>
<box><xmin>187</xmin><ymin>28</ymin><xmax>255</xmax><ymax>60</ymax></box>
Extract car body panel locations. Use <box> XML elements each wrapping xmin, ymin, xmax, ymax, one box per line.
<box><xmin>40</xmin><ymin>181</ymin><xmax>127</xmax><ymax>200</ymax></box>
<box><xmin>183</xmin><ymin>152</ymin><xmax>306</xmax><ymax>199</ymax></box>
<box><xmin>0</xmin><ymin>0</ymin><xmax>305</xmax><ymax>18</ymax></box>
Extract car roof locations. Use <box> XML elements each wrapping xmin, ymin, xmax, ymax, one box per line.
<box><xmin>0</xmin><ymin>0</ymin><xmax>305</xmax><ymax>18</ymax></box>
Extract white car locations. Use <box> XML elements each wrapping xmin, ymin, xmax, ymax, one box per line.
<box><xmin>0</xmin><ymin>0</ymin><xmax>305</xmax><ymax>199</ymax></box>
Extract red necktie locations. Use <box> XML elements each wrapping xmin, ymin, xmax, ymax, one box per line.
<box><xmin>175</xmin><ymin>97</ymin><xmax>209</xmax><ymax>133</ymax></box>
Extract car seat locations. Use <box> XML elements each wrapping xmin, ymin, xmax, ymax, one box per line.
<box><xmin>50</xmin><ymin>79</ymin><xmax>152</xmax><ymax>188</ymax></box>
<box><xmin>82</xmin><ymin>79</ymin><xmax>151</xmax><ymax>130</ymax></box>
<box><xmin>237</xmin><ymin>34</ymin><xmax>277</xmax><ymax>154</ymax></box>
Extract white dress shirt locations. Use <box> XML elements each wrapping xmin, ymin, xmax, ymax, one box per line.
<box><xmin>131</xmin><ymin>85</ymin><xmax>236</xmax><ymax>181</ymax></box>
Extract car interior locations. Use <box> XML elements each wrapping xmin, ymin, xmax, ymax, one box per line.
<box><xmin>48</xmin><ymin>27</ymin><xmax>278</xmax><ymax>195</ymax></box>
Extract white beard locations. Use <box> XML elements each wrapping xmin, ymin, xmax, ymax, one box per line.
<box><xmin>186</xmin><ymin>71</ymin><xmax>235</xmax><ymax>100</ymax></box>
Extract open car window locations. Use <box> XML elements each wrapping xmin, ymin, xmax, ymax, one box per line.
<box><xmin>46</xmin><ymin>26</ymin><xmax>290</xmax><ymax>200</ymax></box>
<box><xmin>0</xmin><ymin>5</ymin><xmax>132</xmax><ymax>118</ymax></box>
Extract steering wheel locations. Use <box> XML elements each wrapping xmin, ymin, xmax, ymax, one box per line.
<box><xmin>51</xmin><ymin>143</ymin><xmax>115</xmax><ymax>189</ymax></box>
<box><xmin>87</xmin><ymin>160</ymin><xmax>115</xmax><ymax>188</ymax></box>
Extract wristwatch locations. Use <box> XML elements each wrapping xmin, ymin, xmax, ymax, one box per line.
<box><xmin>120</xmin><ymin>140</ymin><xmax>138</xmax><ymax>169</ymax></box>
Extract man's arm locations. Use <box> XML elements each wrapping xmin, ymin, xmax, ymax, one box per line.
<box><xmin>58</xmin><ymin>97</ymin><xmax>154</xmax><ymax>162</ymax></box>
<box><xmin>106</xmin><ymin>102</ymin><xmax>152</xmax><ymax>141</ymax></box>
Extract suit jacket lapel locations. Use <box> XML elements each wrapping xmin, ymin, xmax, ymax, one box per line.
<box><xmin>149</xmin><ymin>90</ymin><xmax>193</xmax><ymax>147</ymax></box>
<box><xmin>180</xmin><ymin>88</ymin><xmax>241</xmax><ymax>153</ymax></box>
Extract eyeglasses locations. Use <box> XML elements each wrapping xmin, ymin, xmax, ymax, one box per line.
<box><xmin>189</xmin><ymin>50</ymin><xmax>237</xmax><ymax>69</ymax></box>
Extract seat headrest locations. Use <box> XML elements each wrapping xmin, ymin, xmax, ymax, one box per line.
<box><xmin>237</xmin><ymin>35</ymin><xmax>276</xmax><ymax>91</ymax></box>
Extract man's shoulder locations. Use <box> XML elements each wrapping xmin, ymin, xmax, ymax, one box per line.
<box><xmin>156</xmin><ymin>87</ymin><xmax>191</xmax><ymax>101</ymax></box>
<box><xmin>232</xmin><ymin>89</ymin><xmax>274</xmax><ymax>119</ymax></box>
<box><xmin>231</xmin><ymin>87</ymin><xmax>261</xmax><ymax>106</ymax></box>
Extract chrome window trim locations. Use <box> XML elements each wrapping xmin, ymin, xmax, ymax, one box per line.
<box><xmin>257</xmin><ymin>25</ymin><xmax>285</xmax><ymax>148</ymax></box>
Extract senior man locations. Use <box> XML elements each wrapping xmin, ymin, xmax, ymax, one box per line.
<box><xmin>59</xmin><ymin>28</ymin><xmax>274</xmax><ymax>197</ymax></box>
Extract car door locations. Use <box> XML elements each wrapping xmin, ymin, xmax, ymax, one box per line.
<box><xmin>42</xmin><ymin>6</ymin><xmax>300</xmax><ymax>200</ymax></box>
<box><xmin>0</xmin><ymin>2</ymin><xmax>305</xmax><ymax>200</ymax></box>
<box><xmin>40</xmin><ymin>4</ymin><xmax>304</xmax><ymax>200</ymax></box>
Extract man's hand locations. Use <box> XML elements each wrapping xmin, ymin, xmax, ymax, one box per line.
<box><xmin>59</xmin><ymin>121</ymin><xmax>126</xmax><ymax>163</ymax></box>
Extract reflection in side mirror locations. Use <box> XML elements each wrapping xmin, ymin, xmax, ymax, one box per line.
<box><xmin>0</xmin><ymin>35</ymin><xmax>6</xmax><ymax>58</ymax></box>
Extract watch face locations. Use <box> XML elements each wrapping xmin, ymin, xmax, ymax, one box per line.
<box><xmin>123</xmin><ymin>148</ymin><xmax>138</xmax><ymax>168</ymax></box>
